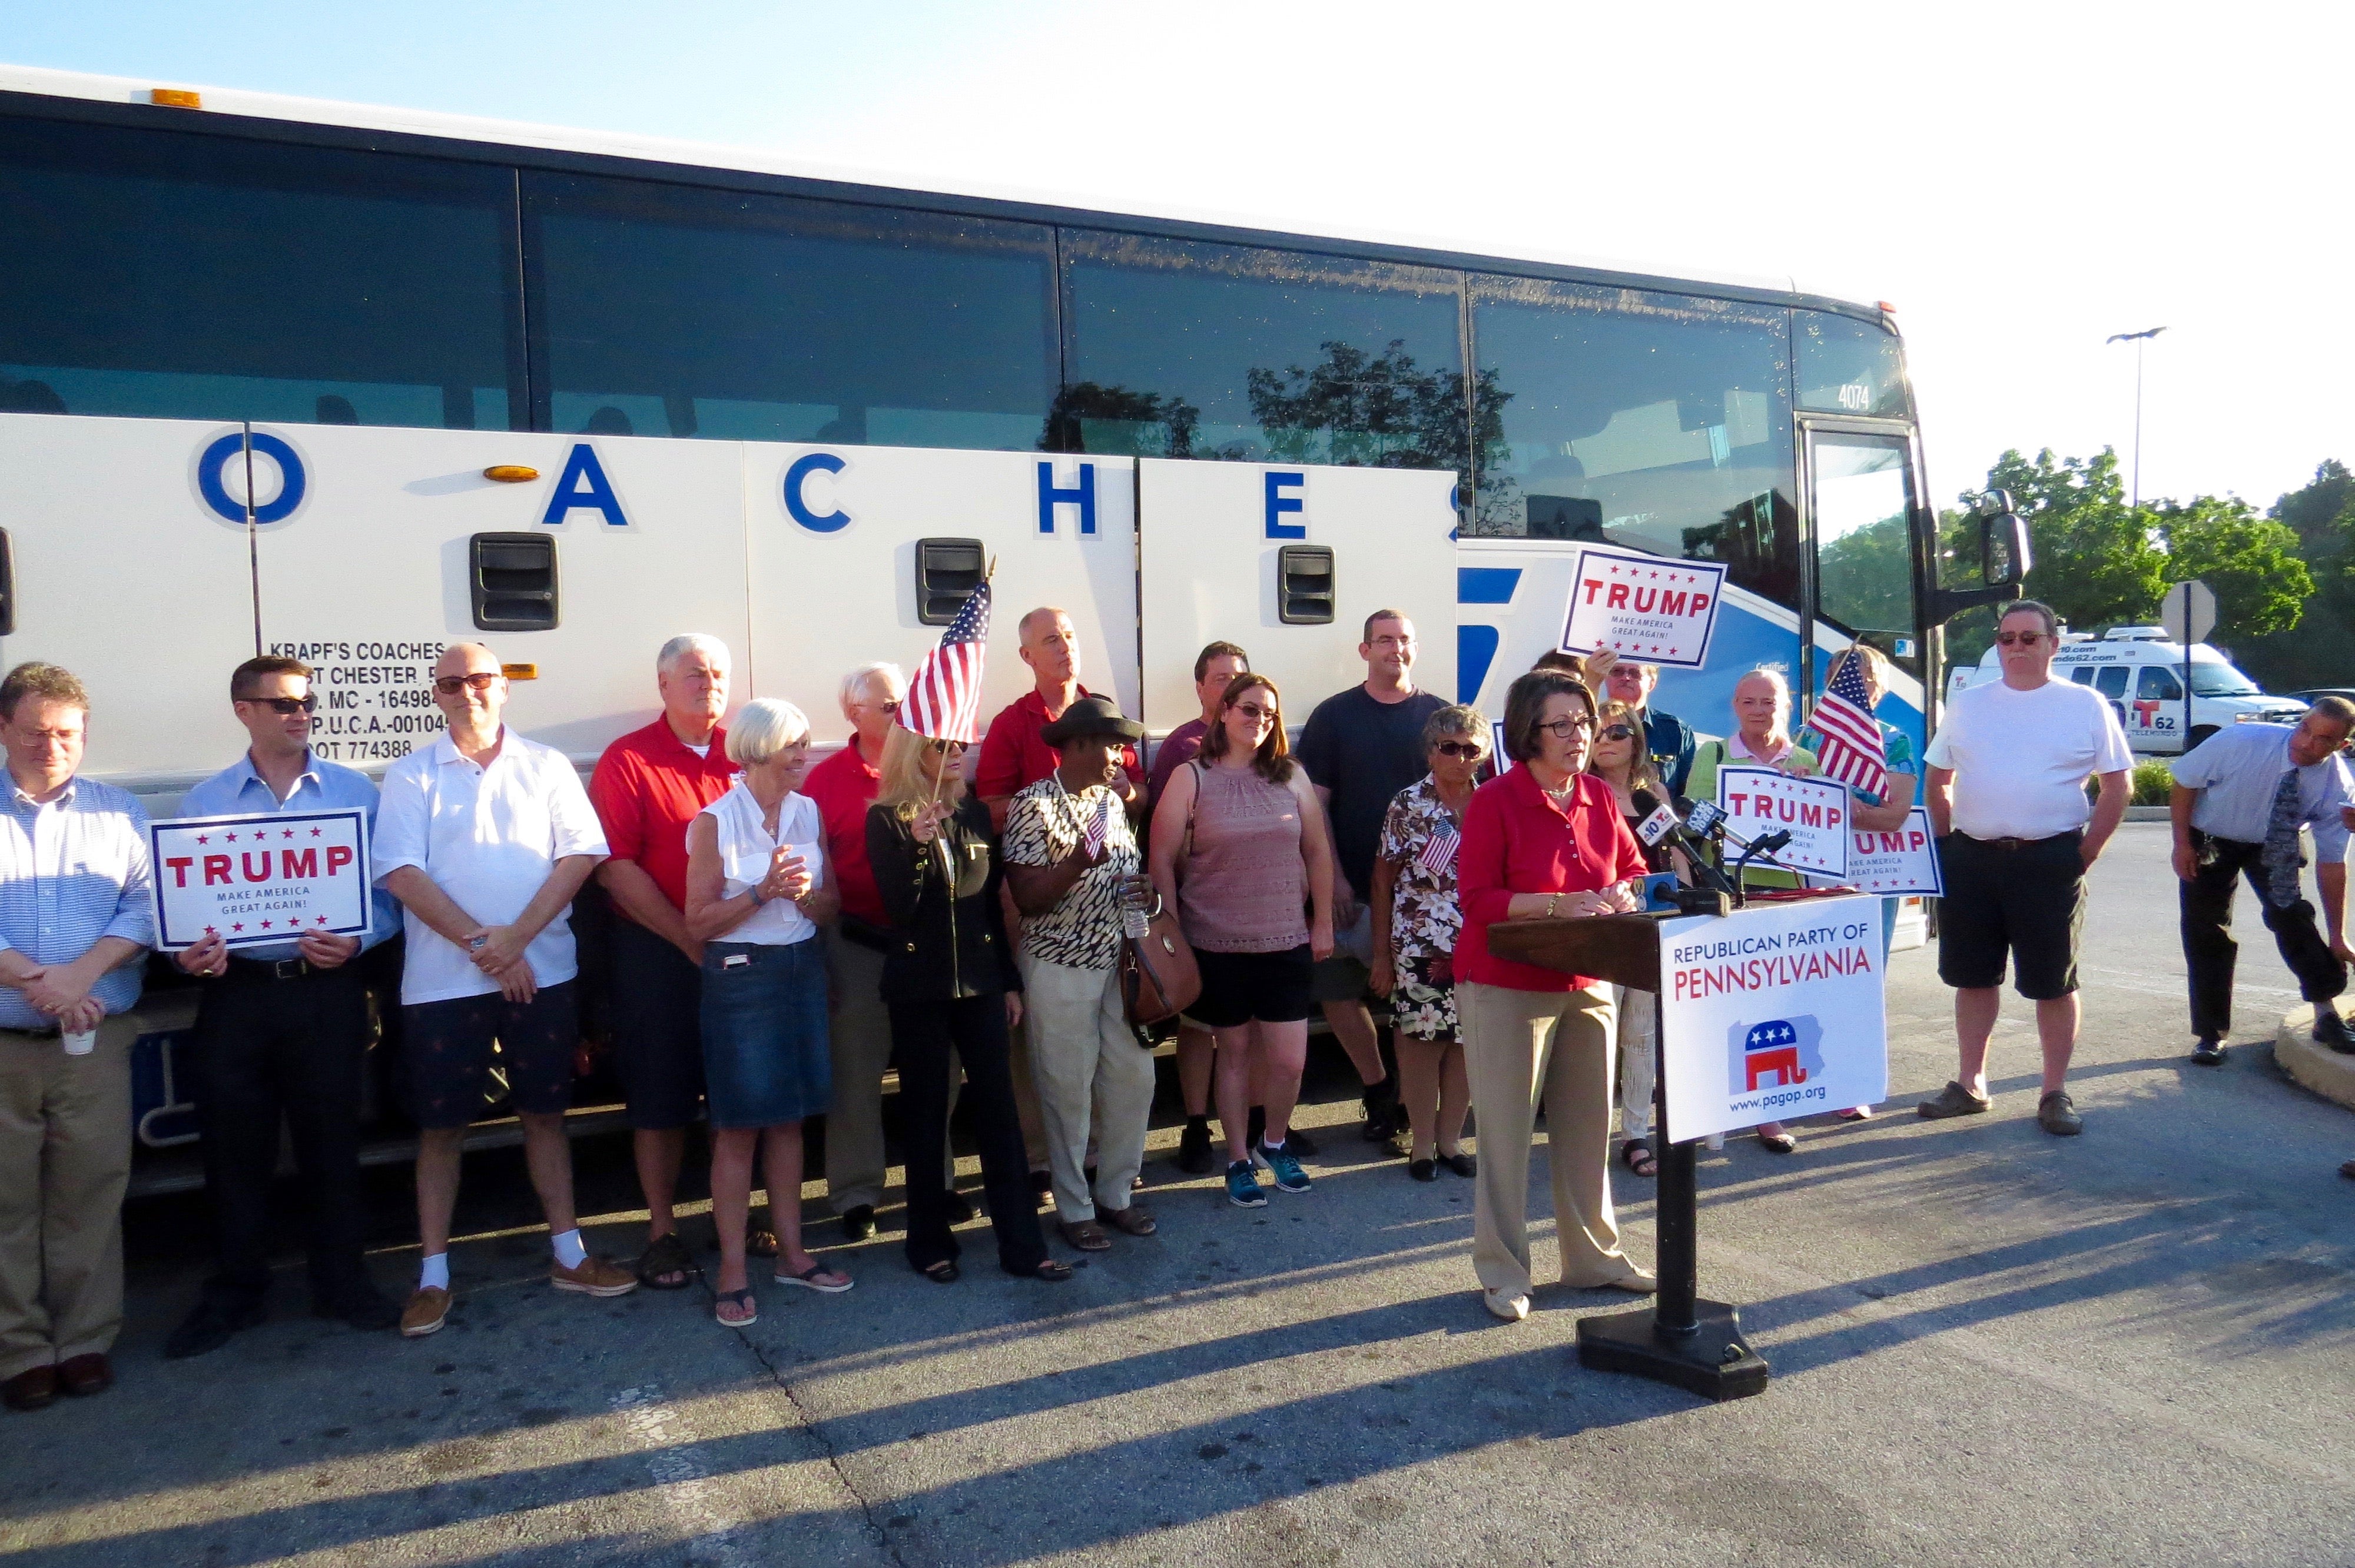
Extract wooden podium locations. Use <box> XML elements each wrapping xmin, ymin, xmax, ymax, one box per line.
<box><xmin>1490</xmin><ymin>912</ymin><xmax>1772</xmax><ymax>1401</ymax></box>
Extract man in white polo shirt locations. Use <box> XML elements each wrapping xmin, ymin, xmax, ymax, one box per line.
<box><xmin>1920</xmin><ymin>600</ymin><xmax>2133</xmax><ymax>1135</ymax></box>
<box><xmin>375</xmin><ymin>643</ymin><xmax>627</xmax><ymax>1337</ymax></box>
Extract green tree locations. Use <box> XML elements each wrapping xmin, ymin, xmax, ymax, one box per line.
<box><xmin>2152</xmin><ymin>496</ymin><xmax>2310</xmax><ymax>637</ymax></box>
<box><xmin>2237</xmin><ymin>460</ymin><xmax>2355</xmax><ymax>692</ymax></box>
<box><xmin>1984</xmin><ymin>447</ymin><xmax>2168</xmax><ymax>630</ymax></box>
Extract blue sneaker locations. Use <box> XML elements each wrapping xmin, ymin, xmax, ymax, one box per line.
<box><xmin>1225</xmin><ymin>1160</ymin><xmax>1266</xmax><ymax>1208</ymax></box>
<box><xmin>1253</xmin><ymin>1139</ymin><xmax>1312</xmax><ymax>1194</ymax></box>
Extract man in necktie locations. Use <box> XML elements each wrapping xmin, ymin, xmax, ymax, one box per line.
<box><xmin>2170</xmin><ymin>697</ymin><xmax>2355</xmax><ymax>1064</ymax></box>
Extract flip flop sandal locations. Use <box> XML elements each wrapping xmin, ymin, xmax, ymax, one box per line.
<box><xmin>635</xmin><ymin>1233</ymin><xmax>697</xmax><ymax>1291</ymax></box>
<box><xmin>1620</xmin><ymin>1140</ymin><xmax>1659</xmax><ymax>1178</ymax></box>
<box><xmin>1030</xmin><ymin>1260</ymin><xmax>1074</xmax><ymax>1282</ymax></box>
<box><xmin>712</xmin><ymin>1288</ymin><xmax>758</xmax><ymax>1327</ymax></box>
<box><xmin>1757</xmin><ymin>1130</ymin><xmax>1799</xmax><ymax>1154</ymax></box>
<box><xmin>776</xmin><ymin>1261</ymin><xmax>854</xmax><ymax>1294</ymax></box>
<box><xmin>920</xmin><ymin>1261</ymin><xmax>961</xmax><ymax>1284</ymax></box>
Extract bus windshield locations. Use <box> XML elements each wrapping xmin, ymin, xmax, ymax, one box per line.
<box><xmin>2190</xmin><ymin>662</ymin><xmax>2263</xmax><ymax>697</ymax></box>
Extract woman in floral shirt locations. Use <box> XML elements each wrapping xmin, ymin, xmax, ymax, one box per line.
<box><xmin>1370</xmin><ymin>704</ymin><xmax>1489</xmax><ymax>1182</ymax></box>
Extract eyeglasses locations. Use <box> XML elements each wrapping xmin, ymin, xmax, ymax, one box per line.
<box><xmin>1598</xmin><ymin>725</ymin><xmax>1637</xmax><ymax>742</ymax></box>
<box><xmin>241</xmin><ymin>694</ymin><xmax>317</xmax><ymax>715</ymax></box>
<box><xmin>1535</xmin><ymin>716</ymin><xmax>1597</xmax><ymax>740</ymax></box>
<box><xmin>1995</xmin><ymin>632</ymin><xmax>2045</xmax><ymax>647</ymax></box>
<box><xmin>433</xmin><ymin>672</ymin><xmax>502</xmax><ymax>695</ymax></box>
<box><xmin>872</xmin><ymin>699</ymin><xmax>901</xmax><ymax>715</ymax></box>
<box><xmin>1432</xmin><ymin>739</ymin><xmax>1487</xmax><ymax>759</ymax></box>
<box><xmin>1232</xmin><ymin>702</ymin><xmax>1277</xmax><ymax>722</ymax></box>
<box><xmin>928</xmin><ymin>739</ymin><xmax>967</xmax><ymax>758</ymax></box>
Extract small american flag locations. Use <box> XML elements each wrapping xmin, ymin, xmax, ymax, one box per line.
<box><xmin>898</xmin><ymin>580</ymin><xmax>991</xmax><ymax>744</ymax></box>
<box><xmin>1809</xmin><ymin>649</ymin><xmax>1889</xmax><ymax>799</ymax></box>
<box><xmin>1082</xmin><ymin>794</ymin><xmax>1111</xmax><ymax>857</ymax></box>
<box><xmin>1417</xmin><ymin>822</ymin><xmax>1461</xmax><ymax>878</ymax></box>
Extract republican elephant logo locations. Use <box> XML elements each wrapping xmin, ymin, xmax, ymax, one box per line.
<box><xmin>1727</xmin><ymin>1015</ymin><xmax>1825</xmax><ymax>1094</ymax></box>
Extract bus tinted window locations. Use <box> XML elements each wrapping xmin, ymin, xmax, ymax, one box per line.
<box><xmin>1796</xmin><ymin>310</ymin><xmax>1909</xmax><ymax>417</ymax></box>
<box><xmin>1060</xmin><ymin>232</ymin><xmax>1467</xmax><ymax>488</ymax></box>
<box><xmin>1468</xmin><ymin>277</ymin><xmax>1799</xmax><ymax>607</ymax></box>
<box><xmin>0</xmin><ymin>115</ymin><xmax>519</xmax><ymax>428</ymax></box>
<box><xmin>526</xmin><ymin>175</ymin><xmax>1056</xmax><ymax>449</ymax></box>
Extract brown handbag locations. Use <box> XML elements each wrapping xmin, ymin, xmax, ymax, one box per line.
<box><xmin>1119</xmin><ymin>886</ymin><xmax>1200</xmax><ymax>1029</ymax></box>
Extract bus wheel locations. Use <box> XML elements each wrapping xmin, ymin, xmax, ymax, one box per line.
<box><xmin>2186</xmin><ymin>725</ymin><xmax>2218</xmax><ymax>752</ymax></box>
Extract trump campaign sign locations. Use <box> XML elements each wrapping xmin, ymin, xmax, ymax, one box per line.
<box><xmin>1657</xmin><ymin>895</ymin><xmax>1888</xmax><ymax>1140</ymax></box>
<box><xmin>149</xmin><ymin>809</ymin><xmax>372</xmax><ymax>950</ymax></box>
<box><xmin>1557</xmin><ymin>544</ymin><xmax>1727</xmax><ymax>669</ymax></box>
<box><xmin>1714</xmin><ymin>766</ymin><xmax>1849</xmax><ymax>878</ymax></box>
<box><xmin>1813</xmin><ymin>806</ymin><xmax>1942</xmax><ymax>897</ymax></box>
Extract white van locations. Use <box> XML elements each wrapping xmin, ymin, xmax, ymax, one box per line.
<box><xmin>1946</xmin><ymin>626</ymin><xmax>2307</xmax><ymax>754</ymax></box>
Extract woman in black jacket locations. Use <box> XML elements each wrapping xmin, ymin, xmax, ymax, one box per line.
<box><xmin>865</xmin><ymin>725</ymin><xmax>1072</xmax><ymax>1284</ymax></box>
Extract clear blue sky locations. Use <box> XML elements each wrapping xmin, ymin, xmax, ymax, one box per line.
<box><xmin>4</xmin><ymin>0</ymin><xmax>2343</xmax><ymax>513</ymax></box>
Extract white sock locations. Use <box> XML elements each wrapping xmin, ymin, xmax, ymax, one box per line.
<box><xmin>418</xmin><ymin>1253</ymin><xmax>450</xmax><ymax>1293</ymax></box>
<box><xmin>1262</xmin><ymin>1137</ymin><xmax>1284</xmax><ymax>1152</ymax></box>
<box><xmin>552</xmin><ymin>1228</ymin><xmax>588</xmax><ymax>1270</ymax></box>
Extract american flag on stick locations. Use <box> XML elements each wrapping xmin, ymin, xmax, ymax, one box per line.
<box><xmin>1417</xmin><ymin>822</ymin><xmax>1461</xmax><ymax>878</ymax></box>
<box><xmin>898</xmin><ymin>579</ymin><xmax>991</xmax><ymax>745</ymax></box>
<box><xmin>1809</xmin><ymin>649</ymin><xmax>1889</xmax><ymax>799</ymax></box>
<box><xmin>1082</xmin><ymin>794</ymin><xmax>1112</xmax><ymax>858</ymax></box>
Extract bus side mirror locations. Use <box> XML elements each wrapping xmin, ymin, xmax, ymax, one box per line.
<box><xmin>1982</xmin><ymin>511</ymin><xmax>2030</xmax><ymax>588</ymax></box>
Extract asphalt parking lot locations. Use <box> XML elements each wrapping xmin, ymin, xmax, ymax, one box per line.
<box><xmin>5</xmin><ymin>822</ymin><xmax>2351</xmax><ymax>1567</ymax></box>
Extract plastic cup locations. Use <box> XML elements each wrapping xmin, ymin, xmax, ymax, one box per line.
<box><xmin>62</xmin><ymin>1028</ymin><xmax>97</xmax><ymax>1056</ymax></box>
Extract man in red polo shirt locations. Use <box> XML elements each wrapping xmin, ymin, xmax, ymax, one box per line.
<box><xmin>976</xmin><ymin>607</ymin><xmax>1141</xmax><ymax>830</ymax></box>
<box><xmin>587</xmin><ymin>634</ymin><xmax>738</xmax><ymax>1290</ymax></box>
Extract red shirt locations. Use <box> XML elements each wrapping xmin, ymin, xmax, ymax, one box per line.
<box><xmin>803</xmin><ymin>737</ymin><xmax>888</xmax><ymax>926</ymax></box>
<box><xmin>975</xmin><ymin>685</ymin><xmax>1141</xmax><ymax>802</ymax></box>
<box><xmin>1457</xmin><ymin>767</ymin><xmax>1648</xmax><ymax>992</ymax></box>
<box><xmin>588</xmin><ymin>718</ymin><xmax>739</xmax><ymax>920</ymax></box>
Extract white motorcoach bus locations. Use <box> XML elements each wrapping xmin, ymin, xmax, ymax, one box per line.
<box><xmin>0</xmin><ymin>67</ymin><xmax>2017</xmax><ymax>1184</ymax></box>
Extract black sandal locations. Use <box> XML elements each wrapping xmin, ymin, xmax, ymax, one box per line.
<box><xmin>712</xmin><ymin>1288</ymin><xmax>757</xmax><ymax>1327</ymax></box>
<box><xmin>635</xmin><ymin>1232</ymin><xmax>696</xmax><ymax>1290</ymax></box>
<box><xmin>1029</xmin><ymin>1260</ymin><xmax>1073</xmax><ymax>1283</ymax></box>
<box><xmin>920</xmin><ymin>1260</ymin><xmax>960</xmax><ymax>1284</ymax></box>
<box><xmin>1619</xmin><ymin>1139</ymin><xmax>1658</xmax><ymax>1178</ymax></box>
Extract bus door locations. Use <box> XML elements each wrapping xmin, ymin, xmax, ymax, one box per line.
<box><xmin>1800</xmin><ymin>422</ymin><xmax>1929</xmax><ymax>751</ymax></box>
<box><xmin>249</xmin><ymin>424</ymin><xmax>752</xmax><ymax>770</ymax></box>
<box><xmin>744</xmin><ymin>444</ymin><xmax>1140</xmax><ymax>741</ymax></box>
<box><xmin>1136</xmin><ymin>460</ymin><xmax>1457</xmax><ymax>734</ymax></box>
<box><xmin>0</xmin><ymin>414</ymin><xmax>264</xmax><ymax>782</ymax></box>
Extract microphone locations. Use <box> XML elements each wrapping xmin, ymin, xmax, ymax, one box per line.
<box><xmin>1631</xmin><ymin>789</ymin><xmax>1740</xmax><ymax>899</ymax></box>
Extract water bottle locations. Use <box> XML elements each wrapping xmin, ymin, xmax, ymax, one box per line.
<box><xmin>1121</xmin><ymin>879</ymin><xmax>1151</xmax><ymax>941</ymax></box>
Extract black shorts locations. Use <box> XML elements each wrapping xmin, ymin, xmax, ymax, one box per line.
<box><xmin>607</xmin><ymin>916</ymin><xmax>705</xmax><ymax>1130</ymax></box>
<box><xmin>1192</xmin><ymin>944</ymin><xmax>1315</xmax><ymax>1029</ymax></box>
<box><xmin>1935</xmin><ymin>832</ymin><xmax>2087</xmax><ymax>1000</ymax></box>
<box><xmin>403</xmin><ymin>981</ymin><xmax>580</xmax><ymax>1129</ymax></box>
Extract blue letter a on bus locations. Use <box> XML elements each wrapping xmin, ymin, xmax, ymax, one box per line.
<box><xmin>543</xmin><ymin>444</ymin><xmax>628</xmax><ymax>527</ymax></box>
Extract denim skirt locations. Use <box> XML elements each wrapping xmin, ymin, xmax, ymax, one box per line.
<box><xmin>699</xmin><ymin>936</ymin><xmax>831</xmax><ymax>1129</ymax></box>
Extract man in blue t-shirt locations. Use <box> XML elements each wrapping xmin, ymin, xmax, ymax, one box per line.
<box><xmin>1296</xmin><ymin>610</ymin><xmax>1446</xmax><ymax>1152</ymax></box>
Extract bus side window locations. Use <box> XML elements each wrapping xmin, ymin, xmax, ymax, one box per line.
<box><xmin>2137</xmin><ymin>666</ymin><xmax>2182</xmax><ymax>702</ymax></box>
<box><xmin>2068</xmin><ymin>667</ymin><xmax>2097</xmax><ymax>685</ymax></box>
<box><xmin>2094</xmin><ymin>667</ymin><xmax>2131</xmax><ymax>701</ymax></box>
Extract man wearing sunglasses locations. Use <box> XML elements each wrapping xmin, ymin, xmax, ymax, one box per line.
<box><xmin>1578</xmin><ymin>652</ymin><xmax>1698</xmax><ymax>799</ymax></box>
<box><xmin>163</xmin><ymin>656</ymin><xmax>403</xmax><ymax>1358</ymax></box>
<box><xmin>1921</xmin><ymin>602</ymin><xmax>2133</xmax><ymax>1135</ymax></box>
<box><xmin>586</xmin><ymin>634</ymin><xmax>741</xmax><ymax>1290</ymax></box>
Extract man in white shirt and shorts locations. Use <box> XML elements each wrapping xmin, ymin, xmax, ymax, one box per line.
<box><xmin>1919</xmin><ymin>601</ymin><xmax>2133</xmax><ymax>1135</ymax></box>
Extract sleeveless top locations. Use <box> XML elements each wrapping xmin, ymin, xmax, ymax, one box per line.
<box><xmin>695</xmin><ymin>780</ymin><xmax>824</xmax><ymax>945</ymax></box>
<box><xmin>1178</xmin><ymin>760</ymin><xmax>1309</xmax><ymax>954</ymax></box>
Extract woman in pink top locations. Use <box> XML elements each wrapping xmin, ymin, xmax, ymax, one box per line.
<box><xmin>1148</xmin><ymin>674</ymin><xmax>1335</xmax><ymax>1210</ymax></box>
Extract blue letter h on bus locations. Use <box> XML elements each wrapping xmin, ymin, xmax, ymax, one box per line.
<box><xmin>1037</xmin><ymin>460</ymin><xmax>1096</xmax><ymax>535</ymax></box>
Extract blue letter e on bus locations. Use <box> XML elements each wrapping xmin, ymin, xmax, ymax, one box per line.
<box><xmin>1265</xmin><ymin>471</ymin><xmax>1306</xmax><ymax>539</ymax></box>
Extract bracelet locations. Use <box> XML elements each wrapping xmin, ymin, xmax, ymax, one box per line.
<box><xmin>748</xmin><ymin>886</ymin><xmax>767</xmax><ymax>908</ymax></box>
<box><xmin>1544</xmin><ymin>893</ymin><xmax>1561</xmax><ymax>918</ymax></box>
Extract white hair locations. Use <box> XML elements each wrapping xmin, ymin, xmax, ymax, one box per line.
<box><xmin>656</xmin><ymin>633</ymin><xmax>731</xmax><ymax>677</ymax></box>
<box><xmin>838</xmin><ymin>661</ymin><xmax>907</xmax><ymax>717</ymax></box>
<box><xmin>1737</xmin><ymin>663</ymin><xmax>1792</xmax><ymax>707</ymax></box>
<box><xmin>727</xmin><ymin>698</ymin><xmax>812</xmax><ymax>766</ymax></box>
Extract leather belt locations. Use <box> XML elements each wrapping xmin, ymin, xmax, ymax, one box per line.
<box><xmin>225</xmin><ymin>955</ymin><xmax>321</xmax><ymax>981</ymax></box>
<box><xmin>1961</xmin><ymin>831</ymin><xmax>2077</xmax><ymax>853</ymax></box>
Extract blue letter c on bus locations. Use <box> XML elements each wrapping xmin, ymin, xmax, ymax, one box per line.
<box><xmin>784</xmin><ymin>452</ymin><xmax>850</xmax><ymax>533</ymax></box>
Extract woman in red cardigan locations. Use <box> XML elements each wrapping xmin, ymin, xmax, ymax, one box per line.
<box><xmin>1457</xmin><ymin>668</ymin><xmax>1656</xmax><ymax>1322</ymax></box>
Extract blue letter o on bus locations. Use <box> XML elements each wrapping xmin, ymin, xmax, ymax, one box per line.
<box><xmin>783</xmin><ymin>452</ymin><xmax>849</xmax><ymax>533</ymax></box>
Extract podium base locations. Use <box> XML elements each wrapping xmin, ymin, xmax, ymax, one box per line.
<box><xmin>1575</xmin><ymin>1300</ymin><xmax>1770</xmax><ymax>1401</ymax></box>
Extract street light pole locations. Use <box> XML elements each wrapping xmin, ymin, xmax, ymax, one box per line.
<box><xmin>2106</xmin><ymin>326</ymin><xmax>2168</xmax><ymax>507</ymax></box>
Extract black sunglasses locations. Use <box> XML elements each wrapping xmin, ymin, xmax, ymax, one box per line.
<box><xmin>241</xmin><ymin>694</ymin><xmax>316</xmax><ymax>715</ymax></box>
<box><xmin>1432</xmin><ymin>739</ymin><xmax>1487</xmax><ymax>759</ymax></box>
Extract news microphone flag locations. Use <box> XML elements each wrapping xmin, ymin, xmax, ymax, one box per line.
<box><xmin>1809</xmin><ymin>649</ymin><xmax>1890</xmax><ymax>800</ymax></box>
<box><xmin>898</xmin><ymin>580</ymin><xmax>991</xmax><ymax>745</ymax></box>
<box><xmin>1417</xmin><ymin>822</ymin><xmax>1460</xmax><ymax>877</ymax></box>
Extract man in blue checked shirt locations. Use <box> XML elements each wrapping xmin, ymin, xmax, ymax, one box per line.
<box><xmin>0</xmin><ymin>662</ymin><xmax>154</xmax><ymax>1414</ymax></box>
<box><xmin>2170</xmin><ymin>696</ymin><xmax>2355</xmax><ymax>1066</ymax></box>
<box><xmin>162</xmin><ymin>656</ymin><xmax>403</xmax><ymax>1360</ymax></box>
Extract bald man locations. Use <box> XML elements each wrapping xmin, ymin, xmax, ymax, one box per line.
<box><xmin>976</xmin><ymin>607</ymin><xmax>1140</xmax><ymax>832</ymax></box>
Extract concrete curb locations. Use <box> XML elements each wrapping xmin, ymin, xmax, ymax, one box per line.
<box><xmin>2124</xmin><ymin>806</ymin><xmax>2172</xmax><ymax>822</ymax></box>
<box><xmin>2275</xmin><ymin>1004</ymin><xmax>2355</xmax><ymax>1112</ymax></box>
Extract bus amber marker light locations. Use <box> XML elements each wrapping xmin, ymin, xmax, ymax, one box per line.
<box><xmin>149</xmin><ymin>88</ymin><xmax>203</xmax><ymax>109</ymax></box>
<box><xmin>501</xmin><ymin>664</ymin><xmax>538</xmax><ymax>681</ymax></box>
<box><xmin>483</xmin><ymin>465</ymin><xmax>539</xmax><ymax>483</ymax></box>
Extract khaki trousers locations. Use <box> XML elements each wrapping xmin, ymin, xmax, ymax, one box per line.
<box><xmin>824</xmin><ymin>935</ymin><xmax>953</xmax><ymax>1213</ymax></box>
<box><xmin>1019</xmin><ymin>951</ymin><xmax>1156</xmax><ymax>1222</ymax></box>
<box><xmin>0</xmin><ymin>1015</ymin><xmax>136</xmax><ymax>1379</ymax></box>
<box><xmin>1612</xmin><ymin>985</ymin><xmax>1657</xmax><ymax>1142</ymax></box>
<box><xmin>1461</xmin><ymin>980</ymin><xmax>1644</xmax><ymax>1298</ymax></box>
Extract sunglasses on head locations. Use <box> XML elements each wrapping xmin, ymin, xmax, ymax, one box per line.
<box><xmin>242</xmin><ymin>694</ymin><xmax>316</xmax><ymax>715</ymax></box>
<box><xmin>1432</xmin><ymin>739</ymin><xmax>1487</xmax><ymax>759</ymax></box>
<box><xmin>433</xmin><ymin>672</ymin><xmax>502</xmax><ymax>695</ymax></box>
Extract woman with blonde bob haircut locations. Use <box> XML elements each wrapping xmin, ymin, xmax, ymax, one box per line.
<box><xmin>865</xmin><ymin>724</ymin><xmax>1070</xmax><ymax>1285</ymax></box>
<box><xmin>684</xmin><ymin>699</ymin><xmax>850</xmax><ymax>1326</ymax></box>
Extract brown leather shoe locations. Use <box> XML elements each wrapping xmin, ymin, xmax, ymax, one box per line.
<box><xmin>400</xmin><ymin>1285</ymin><xmax>450</xmax><ymax>1338</ymax></box>
<box><xmin>55</xmin><ymin>1353</ymin><xmax>111</xmax><ymax>1397</ymax></box>
<box><xmin>1058</xmin><ymin>1220</ymin><xmax>1112</xmax><ymax>1252</ymax></box>
<box><xmin>1102</xmin><ymin>1204</ymin><xmax>1157</xmax><ymax>1237</ymax></box>
<box><xmin>3</xmin><ymin>1364</ymin><xmax>57</xmax><ymax>1411</ymax></box>
<box><xmin>551</xmin><ymin>1254</ymin><xmax>638</xmax><ymax>1297</ymax></box>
